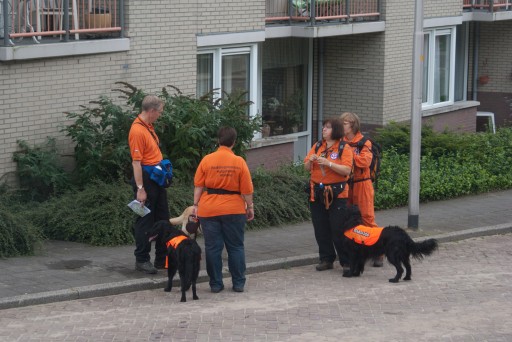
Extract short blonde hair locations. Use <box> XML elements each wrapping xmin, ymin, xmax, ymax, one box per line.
<box><xmin>340</xmin><ymin>112</ymin><xmax>361</xmax><ymax>134</ymax></box>
<box><xmin>141</xmin><ymin>95</ymin><xmax>163</xmax><ymax>112</ymax></box>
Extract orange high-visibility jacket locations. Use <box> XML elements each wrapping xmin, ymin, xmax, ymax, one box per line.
<box><xmin>163</xmin><ymin>235</ymin><xmax>188</xmax><ymax>268</ymax></box>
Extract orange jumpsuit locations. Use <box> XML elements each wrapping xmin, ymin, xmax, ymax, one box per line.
<box><xmin>344</xmin><ymin>132</ymin><xmax>377</xmax><ymax>227</ymax></box>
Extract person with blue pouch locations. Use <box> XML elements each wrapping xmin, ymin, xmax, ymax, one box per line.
<box><xmin>128</xmin><ymin>95</ymin><xmax>173</xmax><ymax>274</ymax></box>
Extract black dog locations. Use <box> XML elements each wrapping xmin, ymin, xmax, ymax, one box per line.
<box><xmin>340</xmin><ymin>206</ymin><xmax>438</xmax><ymax>283</ymax></box>
<box><xmin>148</xmin><ymin>220</ymin><xmax>202</xmax><ymax>302</ymax></box>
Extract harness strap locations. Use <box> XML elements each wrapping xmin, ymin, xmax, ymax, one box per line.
<box><xmin>206</xmin><ymin>188</ymin><xmax>241</xmax><ymax>195</ymax></box>
<box><xmin>164</xmin><ymin>235</ymin><xmax>188</xmax><ymax>268</ymax></box>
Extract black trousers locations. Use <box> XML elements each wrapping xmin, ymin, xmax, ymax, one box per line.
<box><xmin>310</xmin><ymin>197</ymin><xmax>349</xmax><ymax>266</ymax></box>
<box><xmin>131</xmin><ymin>171</ymin><xmax>169</xmax><ymax>264</ymax></box>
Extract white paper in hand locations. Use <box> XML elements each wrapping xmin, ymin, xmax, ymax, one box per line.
<box><xmin>127</xmin><ymin>200</ymin><xmax>151</xmax><ymax>217</ymax></box>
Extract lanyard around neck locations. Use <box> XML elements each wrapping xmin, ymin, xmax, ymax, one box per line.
<box><xmin>136</xmin><ymin>116</ymin><xmax>159</xmax><ymax>146</ymax></box>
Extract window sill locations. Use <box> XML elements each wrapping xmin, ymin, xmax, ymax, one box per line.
<box><xmin>422</xmin><ymin>100</ymin><xmax>480</xmax><ymax>117</ymax></box>
<box><xmin>0</xmin><ymin>38</ymin><xmax>130</xmax><ymax>61</ymax></box>
<box><xmin>250</xmin><ymin>135</ymin><xmax>298</xmax><ymax>149</ymax></box>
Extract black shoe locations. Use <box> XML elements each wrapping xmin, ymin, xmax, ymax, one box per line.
<box><xmin>315</xmin><ymin>261</ymin><xmax>333</xmax><ymax>271</ymax></box>
<box><xmin>135</xmin><ymin>261</ymin><xmax>157</xmax><ymax>274</ymax></box>
<box><xmin>211</xmin><ymin>285</ymin><xmax>224</xmax><ymax>293</ymax></box>
<box><xmin>232</xmin><ymin>287</ymin><xmax>244</xmax><ymax>293</ymax></box>
<box><xmin>154</xmin><ymin>262</ymin><xmax>166</xmax><ymax>270</ymax></box>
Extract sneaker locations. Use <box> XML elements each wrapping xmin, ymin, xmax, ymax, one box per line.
<box><xmin>211</xmin><ymin>285</ymin><xmax>224</xmax><ymax>293</ymax></box>
<box><xmin>232</xmin><ymin>287</ymin><xmax>244</xmax><ymax>293</ymax></box>
<box><xmin>315</xmin><ymin>261</ymin><xmax>333</xmax><ymax>271</ymax></box>
<box><xmin>135</xmin><ymin>261</ymin><xmax>157</xmax><ymax>274</ymax></box>
<box><xmin>372</xmin><ymin>256</ymin><xmax>384</xmax><ymax>267</ymax></box>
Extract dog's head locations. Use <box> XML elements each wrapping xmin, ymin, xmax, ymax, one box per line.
<box><xmin>148</xmin><ymin>220</ymin><xmax>185</xmax><ymax>242</ymax></box>
<box><xmin>341</xmin><ymin>205</ymin><xmax>363</xmax><ymax>231</ymax></box>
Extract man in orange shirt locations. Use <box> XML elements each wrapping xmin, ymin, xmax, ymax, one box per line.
<box><xmin>192</xmin><ymin>127</ymin><xmax>254</xmax><ymax>293</ymax></box>
<box><xmin>128</xmin><ymin>95</ymin><xmax>169</xmax><ymax>274</ymax></box>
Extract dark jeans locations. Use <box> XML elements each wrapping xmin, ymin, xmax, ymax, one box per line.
<box><xmin>310</xmin><ymin>197</ymin><xmax>349</xmax><ymax>266</ymax></box>
<box><xmin>199</xmin><ymin>214</ymin><xmax>247</xmax><ymax>290</ymax></box>
<box><xmin>131</xmin><ymin>171</ymin><xmax>169</xmax><ymax>264</ymax></box>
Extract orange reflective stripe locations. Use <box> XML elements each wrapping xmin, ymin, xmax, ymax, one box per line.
<box><xmin>343</xmin><ymin>225</ymin><xmax>384</xmax><ymax>246</ymax></box>
<box><xmin>164</xmin><ymin>235</ymin><xmax>188</xmax><ymax>268</ymax></box>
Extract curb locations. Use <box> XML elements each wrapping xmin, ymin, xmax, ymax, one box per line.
<box><xmin>1</xmin><ymin>223</ymin><xmax>511</xmax><ymax>310</ymax></box>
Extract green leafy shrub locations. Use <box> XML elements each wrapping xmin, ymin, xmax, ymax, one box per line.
<box><xmin>0</xmin><ymin>201</ymin><xmax>43</xmax><ymax>258</ymax></box>
<box><xmin>31</xmin><ymin>180</ymin><xmax>135</xmax><ymax>246</ymax></box>
<box><xmin>13</xmin><ymin>138</ymin><xmax>71</xmax><ymax>201</ymax></box>
<box><xmin>63</xmin><ymin>83</ymin><xmax>261</xmax><ymax>184</ymax></box>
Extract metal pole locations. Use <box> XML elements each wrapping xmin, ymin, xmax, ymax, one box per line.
<box><xmin>317</xmin><ymin>38</ymin><xmax>324</xmax><ymax>140</ymax></box>
<box><xmin>2</xmin><ymin>0</ymin><xmax>10</xmax><ymax>46</ymax></box>
<box><xmin>408</xmin><ymin>0</ymin><xmax>424</xmax><ymax>229</ymax></box>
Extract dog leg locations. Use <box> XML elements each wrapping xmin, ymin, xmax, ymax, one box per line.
<box><xmin>165</xmin><ymin>266</ymin><xmax>177</xmax><ymax>292</ymax></box>
<box><xmin>180</xmin><ymin>290</ymin><xmax>187</xmax><ymax>302</ymax></box>
<box><xmin>403</xmin><ymin>256</ymin><xmax>412</xmax><ymax>281</ymax></box>
<box><xmin>389</xmin><ymin>261</ymin><xmax>403</xmax><ymax>283</ymax></box>
<box><xmin>192</xmin><ymin>281</ymin><xmax>198</xmax><ymax>300</ymax></box>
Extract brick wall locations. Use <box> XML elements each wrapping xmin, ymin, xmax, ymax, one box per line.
<box><xmin>0</xmin><ymin>0</ymin><xmax>266</xmax><ymax>180</ymax></box>
<box><xmin>246</xmin><ymin>142</ymin><xmax>294</xmax><ymax>171</ymax></box>
<box><xmin>423</xmin><ymin>106</ymin><xmax>477</xmax><ymax>133</ymax></box>
<box><xmin>322</xmin><ymin>34</ymin><xmax>385</xmax><ymax>126</ymax></box>
<box><xmin>424</xmin><ymin>0</ymin><xmax>461</xmax><ymax>18</ymax></box>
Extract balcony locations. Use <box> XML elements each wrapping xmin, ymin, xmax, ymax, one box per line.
<box><xmin>463</xmin><ymin>0</ymin><xmax>512</xmax><ymax>21</ymax></box>
<box><xmin>266</xmin><ymin>0</ymin><xmax>380</xmax><ymax>25</ymax></box>
<box><xmin>1</xmin><ymin>0</ymin><xmax>128</xmax><ymax>60</ymax></box>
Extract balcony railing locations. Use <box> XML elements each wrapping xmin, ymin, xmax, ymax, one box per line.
<box><xmin>463</xmin><ymin>0</ymin><xmax>512</xmax><ymax>12</ymax></box>
<box><xmin>266</xmin><ymin>0</ymin><xmax>380</xmax><ymax>24</ymax></box>
<box><xmin>1</xmin><ymin>0</ymin><xmax>124</xmax><ymax>46</ymax></box>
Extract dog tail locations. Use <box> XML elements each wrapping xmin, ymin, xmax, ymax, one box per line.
<box><xmin>410</xmin><ymin>238</ymin><xmax>438</xmax><ymax>260</ymax></box>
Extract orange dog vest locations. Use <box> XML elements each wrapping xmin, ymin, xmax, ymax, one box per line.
<box><xmin>164</xmin><ymin>235</ymin><xmax>188</xmax><ymax>268</ymax></box>
<box><xmin>344</xmin><ymin>225</ymin><xmax>384</xmax><ymax>246</ymax></box>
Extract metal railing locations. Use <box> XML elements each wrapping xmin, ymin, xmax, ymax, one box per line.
<box><xmin>463</xmin><ymin>0</ymin><xmax>512</xmax><ymax>12</ymax></box>
<box><xmin>2</xmin><ymin>0</ymin><xmax>124</xmax><ymax>46</ymax></box>
<box><xmin>266</xmin><ymin>0</ymin><xmax>380</xmax><ymax>24</ymax></box>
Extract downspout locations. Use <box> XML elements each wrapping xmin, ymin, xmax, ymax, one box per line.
<box><xmin>472</xmin><ymin>22</ymin><xmax>480</xmax><ymax>101</ymax></box>
<box><xmin>317</xmin><ymin>38</ymin><xmax>325</xmax><ymax>140</ymax></box>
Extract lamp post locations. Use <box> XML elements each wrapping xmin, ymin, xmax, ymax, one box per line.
<box><xmin>408</xmin><ymin>0</ymin><xmax>424</xmax><ymax>229</ymax></box>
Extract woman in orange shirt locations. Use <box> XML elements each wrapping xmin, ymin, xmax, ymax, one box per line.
<box><xmin>304</xmin><ymin>118</ymin><xmax>353</xmax><ymax>274</ymax></box>
<box><xmin>192</xmin><ymin>127</ymin><xmax>254</xmax><ymax>293</ymax></box>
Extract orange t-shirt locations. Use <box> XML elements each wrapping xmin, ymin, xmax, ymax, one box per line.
<box><xmin>344</xmin><ymin>132</ymin><xmax>372</xmax><ymax>181</ymax></box>
<box><xmin>128</xmin><ymin>116</ymin><xmax>162</xmax><ymax>166</ymax></box>
<box><xmin>304</xmin><ymin>140</ymin><xmax>353</xmax><ymax>198</ymax></box>
<box><xmin>194</xmin><ymin>146</ymin><xmax>254</xmax><ymax>217</ymax></box>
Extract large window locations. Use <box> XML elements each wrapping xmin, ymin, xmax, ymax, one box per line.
<box><xmin>261</xmin><ymin>38</ymin><xmax>308</xmax><ymax>136</ymax></box>
<box><xmin>196</xmin><ymin>45</ymin><xmax>257</xmax><ymax>117</ymax></box>
<box><xmin>422</xmin><ymin>27</ymin><xmax>456</xmax><ymax>108</ymax></box>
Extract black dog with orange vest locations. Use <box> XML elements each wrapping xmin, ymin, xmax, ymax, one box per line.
<box><xmin>341</xmin><ymin>205</ymin><xmax>438</xmax><ymax>283</ymax></box>
<box><xmin>148</xmin><ymin>220</ymin><xmax>201</xmax><ymax>302</ymax></box>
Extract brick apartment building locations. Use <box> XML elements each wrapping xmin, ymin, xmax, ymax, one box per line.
<box><xmin>1</xmin><ymin>0</ymin><xmax>511</xmax><ymax>182</ymax></box>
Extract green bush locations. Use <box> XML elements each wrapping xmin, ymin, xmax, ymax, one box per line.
<box><xmin>0</xmin><ymin>201</ymin><xmax>42</xmax><ymax>258</ymax></box>
<box><xmin>12</xmin><ymin>138</ymin><xmax>71</xmax><ymax>201</ymax></box>
<box><xmin>63</xmin><ymin>83</ymin><xmax>261</xmax><ymax>185</ymax></box>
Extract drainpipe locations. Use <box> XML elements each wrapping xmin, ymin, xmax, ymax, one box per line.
<box><xmin>472</xmin><ymin>22</ymin><xmax>480</xmax><ymax>101</ymax></box>
<box><xmin>317</xmin><ymin>38</ymin><xmax>325</xmax><ymax>140</ymax></box>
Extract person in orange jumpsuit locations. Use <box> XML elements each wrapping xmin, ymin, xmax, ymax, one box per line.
<box><xmin>340</xmin><ymin>111</ymin><xmax>383</xmax><ymax>267</ymax></box>
<box><xmin>304</xmin><ymin>118</ymin><xmax>354</xmax><ymax>274</ymax></box>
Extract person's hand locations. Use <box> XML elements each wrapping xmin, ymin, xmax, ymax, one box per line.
<box><xmin>136</xmin><ymin>188</ymin><xmax>147</xmax><ymax>204</ymax></box>
<box><xmin>246</xmin><ymin>207</ymin><xmax>254</xmax><ymax>221</ymax></box>
<box><xmin>308</xmin><ymin>154</ymin><xmax>318</xmax><ymax>163</ymax></box>
<box><xmin>192</xmin><ymin>204</ymin><xmax>198</xmax><ymax>217</ymax></box>
<box><xmin>316</xmin><ymin>156</ymin><xmax>329</xmax><ymax>167</ymax></box>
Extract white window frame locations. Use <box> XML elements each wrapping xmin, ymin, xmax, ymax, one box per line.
<box><xmin>422</xmin><ymin>27</ymin><xmax>456</xmax><ymax>110</ymax></box>
<box><xmin>197</xmin><ymin>44</ymin><xmax>259</xmax><ymax>122</ymax></box>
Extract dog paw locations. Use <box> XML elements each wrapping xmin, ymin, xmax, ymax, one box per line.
<box><xmin>388</xmin><ymin>278</ymin><xmax>399</xmax><ymax>283</ymax></box>
<box><xmin>403</xmin><ymin>276</ymin><xmax>411</xmax><ymax>281</ymax></box>
<box><xmin>342</xmin><ymin>272</ymin><xmax>352</xmax><ymax>278</ymax></box>
<box><xmin>164</xmin><ymin>287</ymin><xmax>172</xmax><ymax>292</ymax></box>
<box><xmin>193</xmin><ymin>295</ymin><xmax>199</xmax><ymax>300</ymax></box>
<box><xmin>180</xmin><ymin>299</ymin><xmax>186</xmax><ymax>302</ymax></box>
